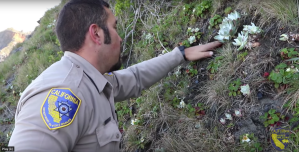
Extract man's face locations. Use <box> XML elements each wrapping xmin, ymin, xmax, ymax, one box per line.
<box><xmin>101</xmin><ymin>7</ymin><xmax>123</xmax><ymax>72</ymax></box>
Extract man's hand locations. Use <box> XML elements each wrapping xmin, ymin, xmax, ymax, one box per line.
<box><xmin>185</xmin><ymin>41</ymin><xmax>222</xmax><ymax>61</ymax></box>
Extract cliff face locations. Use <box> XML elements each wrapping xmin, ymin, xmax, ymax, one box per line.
<box><xmin>0</xmin><ymin>30</ymin><xmax>25</xmax><ymax>50</ymax></box>
<box><xmin>0</xmin><ymin>29</ymin><xmax>27</xmax><ymax>62</ymax></box>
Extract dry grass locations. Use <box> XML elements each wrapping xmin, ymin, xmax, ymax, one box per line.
<box><xmin>237</xmin><ymin>0</ymin><xmax>299</xmax><ymax>27</ymax></box>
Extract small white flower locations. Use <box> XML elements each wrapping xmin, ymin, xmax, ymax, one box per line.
<box><xmin>188</xmin><ymin>36</ymin><xmax>196</xmax><ymax>44</ymax></box>
<box><xmin>225</xmin><ymin>113</ymin><xmax>233</xmax><ymax>120</ymax></box>
<box><xmin>279</xmin><ymin>34</ymin><xmax>288</xmax><ymax>41</ymax></box>
<box><xmin>140</xmin><ymin>137</ymin><xmax>144</xmax><ymax>142</ymax></box>
<box><xmin>131</xmin><ymin>119</ymin><xmax>138</xmax><ymax>125</ymax></box>
<box><xmin>178</xmin><ymin>100</ymin><xmax>186</xmax><ymax>108</ymax></box>
<box><xmin>241</xmin><ymin>134</ymin><xmax>251</xmax><ymax>143</ymax></box>
<box><xmin>10</xmin><ymin>85</ymin><xmax>13</xmax><ymax>90</ymax></box>
<box><xmin>194</xmin><ymin>28</ymin><xmax>200</xmax><ymax>32</ymax></box>
<box><xmin>220</xmin><ymin>118</ymin><xmax>226</xmax><ymax>124</ymax></box>
<box><xmin>286</xmin><ymin>67</ymin><xmax>299</xmax><ymax>73</ymax></box>
<box><xmin>19</xmin><ymin>92</ymin><xmax>22</xmax><ymax>96</ymax></box>
<box><xmin>183</xmin><ymin>7</ymin><xmax>185</xmax><ymax>10</ymax></box>
<box><xmin>193</xmin><ymin>9</ymin><xmax>196</xmax><ymax>13</ymax></box>
<box><xmin>240</xmin><ymin>84</ymin><xmax>250</xmax><ymax>96</ymax></box>
<box><xmin>145</xmin><ymin>33</ymin><xmax>153</xmax><ymax>40</ymax></box>
<box><xmin>191</xmin><ymin>28</ymin><xmax>195</xmax><ymax>32</ymax></box>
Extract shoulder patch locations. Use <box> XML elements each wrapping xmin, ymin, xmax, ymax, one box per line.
<box><xmin>104</xmin><ymin>72</ymin><xmax>113</xmax><ymax>76</ymax></box>
<box><xmin>40</xmin><ymin>88</ymin><xmax>81</xmax><ymax>130</ymax></box>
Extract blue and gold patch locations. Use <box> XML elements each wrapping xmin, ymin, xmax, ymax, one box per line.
<box><xmin>270</xmin><ymin>127</ymin><xmax>290</xmax><ymax>151</ymax></box>
<box><xmin>104</xmin><ymin>72</ymin><xmax>113</xmax><ymax>76</ymax></box>
<box><xmin>40</xmin><ymin>88</ymin><xmax>81</xmax><ymax>130</ymax></box>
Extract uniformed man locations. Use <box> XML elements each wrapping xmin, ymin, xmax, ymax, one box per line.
<box><xmin>8</xmin><ymin>0</ymin><xmax>222</xmax><ymax>151</ymax></box>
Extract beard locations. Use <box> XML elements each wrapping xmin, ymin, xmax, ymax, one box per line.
<box><xmin>107</xmin><ymin>44</ymin><xmax>123</xmax><ymax>72</ymax></box>
<box><xmin>107</xmin><ymin>56</ymin><xmax>122</xmax><ymax>72</ymax></box>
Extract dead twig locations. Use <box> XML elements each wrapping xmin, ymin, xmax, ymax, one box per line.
<box><xmin>5</xmin><ymin>104</ymin><xmax>14</xmax><ymax>117</ymax></box>
<box><xmin>126</xmin><ymin>4</ymin><xmax>141</xmax><ymax>68</ymax></box>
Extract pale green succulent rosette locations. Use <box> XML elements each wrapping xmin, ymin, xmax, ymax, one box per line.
<box><xmin>214</xmin><ymin>11</ymin><xmax>241</xmax><ymax>43</ymax></box>
<box><xmin>232</xmin><ymin>31</ymin><xmax>248</xmax><ymax>50</ymax></box>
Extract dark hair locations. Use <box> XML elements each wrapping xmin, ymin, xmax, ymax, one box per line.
<box><xmin>55</xmin><ymin>0</ymin><xmax>111</xmax><ymax>52</ymax></box>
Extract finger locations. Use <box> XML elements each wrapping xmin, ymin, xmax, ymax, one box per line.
<box><xmin>200</xmin><ymin>51</ymin><xmax>214</xmax><ymax>58</ymax></box>
<box><xmin>199</xmin><ymin>41</ymin><xmax>223</xmax><ymax>52</ymax></box>
<box><xmin>188</xmin><ymin>51</ymin><xmax>213</xmax><ymax>61</ymax></box>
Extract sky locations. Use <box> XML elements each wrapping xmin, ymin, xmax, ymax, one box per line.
<box><xmin>0</xmin><ymin>0</ymin><xmax>61</xmax><ymax>33</ymax></box>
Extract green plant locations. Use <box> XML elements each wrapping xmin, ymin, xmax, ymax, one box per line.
<box><xmin>115</xmin><ymin>102</ymin><xmax>132</xmax><ymax>128</ymax></box>
<box><xmin>228</xmin><ymin>78</ymin><xmax>242</xmax><ymax>96</ymax></box>
<box><xmin>207</xmin><ymin>56</ymin><xmax>224</xmax><ymax>74</ymax></box>
<box><xmin>182</xmin><ymin>39</ymin><xmax>191</xmax><ymax>47</ymax></box>
<box><xmin>194</xmin><ymin>0</ymin><xmax>212</xmax><ymax>18</ymax></box>
<box><xmin>224</xmin><ymin>7</ymin><xmax>233</xmax><ymax>15</ymax></box>
<box><xmin>115</xmin><ymin>0</ymin><xmax>131</xmax><ymax>16</ymax></box>
<box><xmin>280</xmin><ymin>48</ymin><xmax>298</xmax><ymax>59</ymax></box>
<box><xmin>227</xmin><ymin>122</ymin><xmax>234</xmax><ymax>128</ymax></box>
<box><xmin>268</xmin><ymin>63</ymin><xmax>299</xmax><ymax>88</ymax></box>
<box><xmin>260</xmin><ymin>109</ymin><xmax>280</xmax><ymax>127</ymax></box>
<box><xmin>237</xmin><ymin>50</ymin><xmax>248</xmax><ymax>61</ymax></box>
<box><xmin>171</xmin><ymin>96</ymin><xmax>180</xmax><ymax>107</ymax></box>
<box><xmin>187</xmin><ymin>104</ymin><xmax>195</xmax><ymax>113</ymax></box>
<box><xmin>240</xmin><ymin>133</ymin><xmax>263</xmax><ymax>152</ymax></box>
<box><xmin>189</xmin><ymin>68</ymin><xmax>198</xmax><ymax>76</ymax></box>
<box><xmin>209</xmin><ymin>14</ymin><xmax>223</xmax><ymax>29</ymax></box>
<box><xmin>136</xmin><ymin>97</ymin><xmax>143</xmax><ymax>106</ymax></box>
<box><xmin>48</xmin><ymin>51</ymin><xmax>63</xmax><ymax>63</ymax></box>
<box><xmin>284</xmin><ymin>100</ymin><xmax>299</xmax><ymax>130</ymax></box>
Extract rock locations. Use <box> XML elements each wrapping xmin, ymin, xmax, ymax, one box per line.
<box><xmin>234</xmin><ymin>118</ymin><xmax>257</xmax><ymax>141</ymax></box>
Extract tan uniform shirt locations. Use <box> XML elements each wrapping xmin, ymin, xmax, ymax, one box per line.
<box><xmin>8</xmin><ymin>47</ymin><xmax>185</xmax><ymax>152</ymax></box>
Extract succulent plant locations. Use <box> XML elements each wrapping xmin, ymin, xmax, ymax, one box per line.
<box><xmin>234</xmin><ymin>109</ymin><xmax>242</xmax><ymax>117</ymax></box>
<box><xmin>220</xmin><ymin>118</ymin><xmax>226</xmax><ymax>124</ymax></box>
<box><xmin>240</xmin><ymin>84</ymin><xmax>250</xmax><ymax>96</ymax></box>
<box><xmin>227</xmin><ymin>11</ymin><xmax>241</xmax><ymax>21</ymax></box>
<box><xmin>279</xmin><ymin>34</ymin><xmax>288</xmax><ymax>41</ymax></box>
<box><xmin>232</xmin><ymin>31</ymin><xmax>248</xmax><ymax>50</ymax></box>
<box><xmin>188</xmin><ymin>36</ymin><xmax>196</xmax><ymax>44</ymax></box>
<box><xmin>214</xmin><ymin>11</ymin><xmax>241</xmax><ymax>43</ymax></box>
<box><xmin>225</xmin><ymin>113</ymin><xmax>233</xmax><ymax>120</ymax></box>
<box><xmin>243</xmin><ymin>22</ymin><xmax>262</xmax><ymax>34</ymax></box>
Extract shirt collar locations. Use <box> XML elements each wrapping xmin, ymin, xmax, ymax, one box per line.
<box><xmin>63</xmin><ymin>51</ymin><xmax>108</xmax><ymax>93</ymax></box>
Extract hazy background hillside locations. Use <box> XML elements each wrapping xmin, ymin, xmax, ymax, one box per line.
<box><xmin>0</xmin><ymin>29</ymin><xmax>28</xmax><ymax>62</ymax></box>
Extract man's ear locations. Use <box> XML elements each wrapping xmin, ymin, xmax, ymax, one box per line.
<box><xmin>89</xmin><ymin>24</ymin><xmax>102</xmax><ymax>45</ymax></box>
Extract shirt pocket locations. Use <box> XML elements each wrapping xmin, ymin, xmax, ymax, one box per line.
<box><xmin>96</xmin><ymin>119</ymin><xmax>122</xmax><ymax>147</ymax></box>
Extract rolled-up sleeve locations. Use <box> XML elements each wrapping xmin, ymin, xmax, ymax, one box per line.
<box><xmin>111</xmin><ymin>47</ymin><xmax>185</xmax><ymax>102</ymax></box>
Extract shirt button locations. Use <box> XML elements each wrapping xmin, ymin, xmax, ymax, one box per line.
<box><xmin>75</xmin><ymin>65</ymin><xmax>80</xmax><ymax>68</ymax></box>
<box><xmin>116</xmin><ymin>133</ymin><xmax>119</xmax><ymax>139</ymax></box>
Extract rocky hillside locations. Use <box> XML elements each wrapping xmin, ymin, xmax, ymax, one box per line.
<box><xmin>0</xmin><ymin>29</ymin><xmax>27</xmax><ymax>62</ymax></box>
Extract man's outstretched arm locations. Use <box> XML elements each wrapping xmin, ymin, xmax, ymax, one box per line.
<box><xmin>108</xmin><ymin>42</ymin><xmax>222</xmax><ymax>102</ymax></box>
